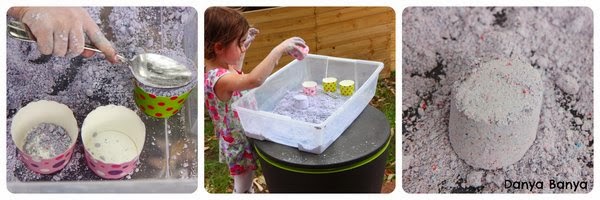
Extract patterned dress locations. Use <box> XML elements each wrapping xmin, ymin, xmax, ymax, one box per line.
<box><xmin>204</xmin><ymin>68</ymin><xmax>257</xmax><ymax>175</ymax></box>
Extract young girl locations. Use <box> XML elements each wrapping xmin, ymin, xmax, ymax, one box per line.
<box><xmin>204</xmin><ymin>7</ymin><xmax>308</xmax><ymax>193</ymax></box>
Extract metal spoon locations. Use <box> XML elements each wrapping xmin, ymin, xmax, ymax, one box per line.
<box><xmin>7</xmin><ymin>20</ymin><xmax>193</xmax><ymax>88</ymax></box>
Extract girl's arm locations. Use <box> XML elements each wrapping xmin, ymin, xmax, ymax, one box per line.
<box><xmin>215</xmin><ymin>37</ymin><xmax>307</xmax><ymax>101</ymax></box>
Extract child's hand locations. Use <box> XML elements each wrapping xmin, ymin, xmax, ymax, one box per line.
<box><xmin>243</xmin><ymin>28</ymin><xmax>259</xmax><ymax>50</ymax></box>
<box><xmin>277</xmin><ymin>37</ymin><xmax>309</xmax><ymax>60</ymax></box>
<box><xmin>10</xmin><ymin>7</ymin><xmax>118</xmax><ymax>63</ymax></box>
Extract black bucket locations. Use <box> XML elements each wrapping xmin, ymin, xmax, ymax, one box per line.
<box><xmin>253</xmin><ymin>106</ymin><xmax>391</xmax><ymax>193</ymax></box>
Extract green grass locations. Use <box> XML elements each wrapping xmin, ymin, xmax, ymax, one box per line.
<box><xmin>203</xmin><ymin>118</ymin><xmax>233</xmax><ymax>193</ymax></box>
<box><xmin>370</xmin><ymin>71</ymin><xmax>396</xmax><ymax>190</ymax></box>
<box><xmin>204</xmin><ymin>72</ymin><xmax>396</xmax><ymax>193</ymax></box>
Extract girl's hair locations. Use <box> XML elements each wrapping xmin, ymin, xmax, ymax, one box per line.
<box><xmin>204</xmin><ymin>7</ymin><xmax>250</xmax><ymax>60</ymax></box>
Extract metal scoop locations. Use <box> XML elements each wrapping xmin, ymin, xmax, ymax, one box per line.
<box><xmin>7</xmin><ymin>20</ymin><xmax>193</xmax><ymax>88</ymax></box>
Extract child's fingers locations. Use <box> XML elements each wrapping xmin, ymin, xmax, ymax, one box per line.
<box><xmin>29</xmin><ymin>25</ymin><xmax>54</xmax><ymax>55</ymax></box>
<box><xmin>52</xmin><ymin>30</ymin><xmax>69</xmax><ymax>57</ymax></box>
<box><xmin>67</xmin><ymin>27</ymin><xmax>85</xmax><ymax>57</ymax></box>
<box><xmin>294</xmin><ymin>41</ymin><xmax>307</xmax><ymax>49</ymax></box>
<box><xmin>291</xmin><ymin>37</ymin><xmax>305</xmax><ymax>44</ymax></box>
<box><xmin>288</xmin><ymin>46</ymin><xmax>307</xmax><ymax>60</ymax></box>
<box><xmin>84</xmin><ymin>20</ymin><xmax>118</xmax><ymax>63</ymax></box>
<box><xmin>81</xmin><ymin>49</ymin><xmax>95</xmax><ymax>58</ymax></box>
<box><xmin>248</xmin><ymin>27</ymin><xmax>259</xmax><ymax>36</ymax></box>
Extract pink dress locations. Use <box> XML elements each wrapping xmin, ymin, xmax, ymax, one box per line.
<box><xmin>204</xmin><ymin>68</ymin><xmax>256</xmax><ymax>175</ymax></box>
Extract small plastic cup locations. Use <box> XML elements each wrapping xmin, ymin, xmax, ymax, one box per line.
<box><xmin>133</xmin><ymin>55</ymin><xmax>197</xmax><ymax>119</ymax></box>
<box><xmin>134</xmin><ymin>83</ymin><xmax>193</xmax><ymax>118</ymax></box>
<box><xmin>10</xmin><ymin>100</ymin><xmax>78</xmax><ymax>174</ymax></box>
<box><xmin>302</xmin><ymin>81</ymin><xmax>317</xmax><ymax>96</ymax></box>
<box><xmin>82</xmin><ymin>105</ymin><xmax>146</xmax><ymax>179</ymax></box>
<box><xmin>339</xmin><ymin>80</ymin><xmax>355</xmax><ymax>96</ymax></box>
<box><xmin>322</xmin><ymin>77</ymin><xmax>338</xmax><ymax>93</ymax></box>
<box><xmin>290</xmin><ymin>45</ymin><xmax>310</xmax><ymax>60</ymax></box>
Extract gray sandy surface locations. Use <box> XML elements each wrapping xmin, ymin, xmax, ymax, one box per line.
<box><xmin>402</xmin><ymin>7</ymin><xmax>592</xmax><ymax>193</ymax></box>
<box><xmin>273</xmin><ymin>86</ymin><xmax>349</xmax><ymax>124</ymax></box>
<box><xmin>24</xmin><ymin>123</ymin><xmax>71</xmax><ymax>159</ymax></box>
<box><xmin>6</xmin><ymin>7</ymin><xmax>197</xmax><ymax>182</ymax></box>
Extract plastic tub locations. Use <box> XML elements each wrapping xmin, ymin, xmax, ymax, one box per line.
<box><xmin>232</xmin><ymin>54</ymin><xmax>383</xmax><ymax>154</ymax></box>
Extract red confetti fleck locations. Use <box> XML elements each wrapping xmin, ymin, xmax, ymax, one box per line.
<box><xmin>436</xmin><ymin>101</ymin><xmax>445</xmax><ymax>109</ymax></box>
<box><xmin>522</xmin><ymin>89</ymin><xmax>528</xmax><ymax>94</ymax></box>
<box><xmin>432</xmin><ymin>164</ymin><xmax>437</xmax><ymax>171</ymax></box>
<box><xmin>421</xmin><ymin>101</ymin><xmax>427</xmax><ymax>110</ymax></box>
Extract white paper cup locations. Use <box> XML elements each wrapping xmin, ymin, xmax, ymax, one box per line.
<box><xmin>10</xmin><ymin>100</ymin><xmax>78</xmax><ymax>174</ymax></box>
<box><xmin>302</xmin><ymin>81</ymin><xmax>317</xmax><ymax>96</ymax></box>
<box><xmin>82</xmin><ymin>105</ymin><xmax>145</xmax><ymax>179</ymax></box>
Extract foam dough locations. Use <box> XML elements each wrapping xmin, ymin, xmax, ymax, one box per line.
<box><xmin>87</xmin><ymin>130</ymin><xmax>138</xmax><ymax>163</ymax></box>
<box><xmin>449</xmin><ymin>58</ymin><xmax>543</xmax><ymax>169</ymax></box>
<box><xmin>82</xmin><ymin>105</ymin><xmax>145</xmax><ymax>164</ymax></box>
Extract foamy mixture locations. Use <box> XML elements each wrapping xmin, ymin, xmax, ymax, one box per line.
<box><xmin>87</xmin><ymin>130</ymin><xmax>138</xmax><ymax>163</ymax></box>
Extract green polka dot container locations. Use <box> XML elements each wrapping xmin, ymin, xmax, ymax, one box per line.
<box><xmin>132</xmin><ymin>53</ymin><xmax>197</xmax><ymax>119</ymax></box>
<box><xmin>322</xmin><ymin>77</ymin><xmax>337</xmax><ymax>93</ymax></box>
<box><xmin>339</xmin><ymin>80</ymin><xmax>355</xmax><ymax>96</ymax></box>
<box><xmin>134</xmin><ymin>83</ymin><xmax>192</xmax><ymax>118</ymax></box>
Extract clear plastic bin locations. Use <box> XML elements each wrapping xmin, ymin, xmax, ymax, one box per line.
<box><xmin>6</xmin><ymin>7</ymin><xmax>198</xmax><ymax>192</ymax></box>
<box><xmin>232</xmin><ymin>54</ymin><xmax>384</xmax><ymax>154</ymax></box>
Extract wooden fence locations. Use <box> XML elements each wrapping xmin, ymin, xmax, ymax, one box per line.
<box><xmin>242</xmin><ymin>7</ymin><xmax>395</xmax><ymax>78</ymax></box>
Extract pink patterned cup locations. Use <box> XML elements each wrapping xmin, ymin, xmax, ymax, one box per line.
<box><xmin>82</xmin><ymin>105</ymin><xmax>146</xmax><ymax>179</ymax></box>
<box><xmin>302</xmin><ymin>81</ymin><xmax>317</xmax><ymax>96</ymax></box>
<box><xmin>10</xmin><ymin>100</ymin><xmax>79</xmax><ymax>174</ymax></box>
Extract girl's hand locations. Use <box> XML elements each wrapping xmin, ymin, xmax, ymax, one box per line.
<box><xmin>10</xmin><ymin>7</ymin><xmax>118</xmax><ymax>63</ymax></box>
<box><xmin>242</xmin><ymin>27</ymin><xmax>259</xmax><ymax>50</ymax></box>
<box><xmin>276</xmin><ymin>37</ymin><xmax>309</xmax><ymax>60</ymax></box>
